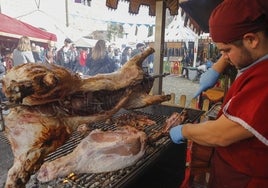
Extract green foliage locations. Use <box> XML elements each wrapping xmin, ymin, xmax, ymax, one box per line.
<box><xmin>107</xmin><ymin>22</ymin><xmax>124</xmax><ymax>42</ymax></box>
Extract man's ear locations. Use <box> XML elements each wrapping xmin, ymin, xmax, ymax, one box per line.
<box><xmin>243</xmin><ymin>33</ymin><xmax>259</xmax><ymax>48</ymax></box>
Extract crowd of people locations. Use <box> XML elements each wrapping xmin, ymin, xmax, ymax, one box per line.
<box><xmin>0</xmin><ymin>37</ymin><xmax>153</xmax><ymax>100</ymax></box>
<box><xmin>0</xmin><ymin>37</ymin><xmax>154</xmax><ymax>77</ymax></box>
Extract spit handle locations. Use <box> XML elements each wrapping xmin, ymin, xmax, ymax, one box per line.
<box><xmin>150</xmin><ymin>72</ymin><xmax>170</xmax><ymax>79</ymax></box>
<box><xmin>0</xmin><ymin>99</ymin><xmax>4</xmax><ymax>131</ymax></box>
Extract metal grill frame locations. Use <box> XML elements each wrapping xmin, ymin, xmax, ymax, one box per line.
<box><xmin>22</xmin><ymin>104</ymin><xmax>204</xmax><ymax>188</ymax></box>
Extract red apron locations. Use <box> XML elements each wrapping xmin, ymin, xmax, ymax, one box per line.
<box><xmin>209</xmin><ymin>58</ymin><xmax>268</xmax><ymax>188</ymax></box>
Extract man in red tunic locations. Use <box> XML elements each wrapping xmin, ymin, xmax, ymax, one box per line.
<box><xmin>167</xmin><ymin>0</ymin><xmax>268</xmax><ymax>187</ymax></box>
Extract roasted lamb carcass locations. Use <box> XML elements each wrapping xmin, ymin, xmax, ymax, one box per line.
<box><xmin>37</xmin><ymin>126</ymin><xmax>147</xmax><ymax>182</ymax></box>
<box><xmin>2</xmin><ymin>47</ymin><xmax>170</xmax><ymax>114</ymax></box>
<box><xmin>2</xmin><ymin>47</ymin><xmax>171</xmax><ymax>188</ymax></box>
<box><xmin>2</xmin><ymin>47</ymin><xmax>155</xmax><ymax>105</ymax></box>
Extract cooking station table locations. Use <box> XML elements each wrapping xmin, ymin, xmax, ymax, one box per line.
<box><xmin>1</xmin><ymin>104</ymin><xmax>204</xmax><ymax>188</ymax></box>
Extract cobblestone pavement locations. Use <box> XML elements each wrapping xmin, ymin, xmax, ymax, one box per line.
<box><xmin>0</xmin><ymin>75</ymin><xmax>200</xmax><ymax>187</ymax></box>
<box><xmin>162</xmin><ymin>74</ymin><xmax>199</xmax><ymax>105</ymax></box>
<box><xmin>0</xmin><ymin>133</ymin><xmax>12</xmax><ymax>188</ymax></box>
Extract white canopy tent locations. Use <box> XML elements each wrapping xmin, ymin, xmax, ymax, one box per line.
<box><xmin>144</xmin><ymin>10</ymin><xmax>199</xmax><ymax>67</ymax></box>
<box><xmin>74</xmin><ymin>37</ymin><xmax>97</xmax><ymax>48</ymax></box>
<box><xmin>145</xmin><ymin>8</ymin><xmax>198</xmax><ymax>43</ymax></box>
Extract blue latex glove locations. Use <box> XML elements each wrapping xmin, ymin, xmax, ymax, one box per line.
<box><xmin>169</xmin><ymin>125</ymin><xmax>186</xmax><ymax>144</ymax></box>
<box><xmin>193</xmin><ymin>68</ymin><xmax>220</xmax><ymax>98</ymax></box>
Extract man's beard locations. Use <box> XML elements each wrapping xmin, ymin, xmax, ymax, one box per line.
<box><xmin>236</xmin><ymin>47</ymin><xmax>254</xmax><ymax>70</ymax></box>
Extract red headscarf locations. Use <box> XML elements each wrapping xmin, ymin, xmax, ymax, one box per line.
<box><xmin>209</xmin><ymin>0</ymin><xmax>268</xmax><ymax>43</ymax></box>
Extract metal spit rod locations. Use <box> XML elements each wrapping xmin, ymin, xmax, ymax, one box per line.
<box><xmin>0</xmin><ymin>98</ymin><xmax>5</xmax><ymax>131</ymax></box>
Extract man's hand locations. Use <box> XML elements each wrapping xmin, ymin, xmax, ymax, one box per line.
<box><xmin>193</xmin><ymin>68</ymin><xmax>220</xmax><ymax>98</ymax></box>
<box><xmin>169</xmin><ymin>125</ymin><xmax>186</xmax><ymax>144</ymax></box>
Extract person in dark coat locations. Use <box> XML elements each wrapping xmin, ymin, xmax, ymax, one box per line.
<box><xmin>86</xmin><ymin>39</ymin><xmax>116</xmax><ymax>76</ymax></box>
<box><xmin>56</xmin><ymin>38</ymin><xmax>78</xmax><ymax>72</ymax></box>
<box><xmin>121</xmin><ymin>46</ymin><xmax>132</xmax><ymax>66</ymax></box>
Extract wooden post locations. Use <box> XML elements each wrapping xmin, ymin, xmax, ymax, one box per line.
<box><xmin>179</xmin><ymin>95</ymin><xmax>186</xmax><ymax>107</ymax></box>
<box><xmin>152</xmin><ymin>0</ymin><xmax>166</xmax><ymax>95</ymax></box>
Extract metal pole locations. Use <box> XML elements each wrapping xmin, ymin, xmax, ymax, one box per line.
<box><xmin>65</xmin><ymin>0</ymin><xmax>69</xmax><ymax>27</ymax></box>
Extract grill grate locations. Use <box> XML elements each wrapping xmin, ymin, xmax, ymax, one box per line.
<box><xmin>0</xmin><ymin>132</ymin><xmax>9</xmax><ymax>145</ymax></box>
<box><xmin>24</xmin><ymin>104</ymin><xmax>204</xmax><ymax>188</ymax></box>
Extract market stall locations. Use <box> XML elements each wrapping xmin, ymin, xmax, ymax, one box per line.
<box><xmin>0</xmin><ymin>13</ymin><xmax>57</xmax><ymax>52</ymax></box>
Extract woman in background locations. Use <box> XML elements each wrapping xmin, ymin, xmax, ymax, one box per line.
<box><xmin>12</xmin><ymin>36</ymin><xmax>35</xmax><ymax>66</ymax></box>
<box><xmin>86</xmin><ymin>39</ymin><xmax>116</xmax><ymax>76</ymax></box>
<box><xmin>121</xmin><ymin>46</ymin><xmax>132</xmax><ymax>66</ymax></box>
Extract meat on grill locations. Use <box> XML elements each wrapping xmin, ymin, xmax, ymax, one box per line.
<box><xmin>161</xmin><ymin>110</ymin><xmax>189</xmax><ymax>133</ymax></box>
<box><xmin>148</xmin><ymin>110</ymin><xmax>189</xmax><ymax>142</ymax></box>
<box><xmin>2</xmin><ymin>47</ymin><xmax>171</xmax><ymax>188</ymax></box>
<box><xmin>37</xmin><ymin>126</ymin><xmax>147</xmax><ymax>182</ymax></box>
<box><xmin>106</xmin><ymin>112</ymin><xmax>156</xmax><ymax>130</ymax></box>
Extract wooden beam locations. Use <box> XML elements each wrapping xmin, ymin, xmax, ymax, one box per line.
<box><xmin>152</xmin><ymin>0</ymin><xmax>166</xmax><ymax>95</ymax></box>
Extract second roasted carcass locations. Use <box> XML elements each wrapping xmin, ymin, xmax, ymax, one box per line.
<box><xmin>2</xmin><ymin>47</ymin><xmax>171</xmax><ymax>188</ymax></box>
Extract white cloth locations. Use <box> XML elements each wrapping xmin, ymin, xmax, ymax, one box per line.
<box><xmin>197</xmin><ymin>64</ymin><xmax>207</xmax><ymax>72</ymax></box>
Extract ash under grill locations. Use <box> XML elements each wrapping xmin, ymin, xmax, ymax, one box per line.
<box><xmin>25</xmin><ymin>104</ymin><xmax>204</xmax><ymax>188</ymax></box>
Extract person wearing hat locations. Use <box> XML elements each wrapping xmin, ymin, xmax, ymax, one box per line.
<box><xmin>165</xmin><ymin>0</ymin><xmax>268</xmax><ymax>187</ymax></box>
<box><xmin>56</xmin><ymin>38</ymin><xmax>78</xmax><ymax>71</ymax></box>
<box><xmin>131</xmin><ymin>43</ymin><xmax>145</xmax><ymax>57</ymax></box>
